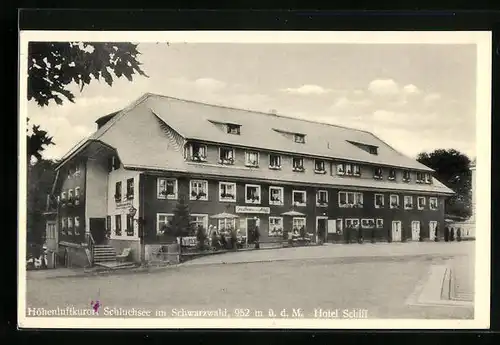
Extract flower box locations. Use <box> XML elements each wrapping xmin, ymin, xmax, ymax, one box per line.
<box><xmin>388</xmin><ymin>176</ymin><xmax>396</xmax><ymax>181</ymax></box>
<box><xmin>293</xmin><ymin>166</ymin><xmax>305</xmax><ymax>172</ymax></box>
<box><xmin>314</xmin><ymin>169</ymin><xmax>326</xmax><ymax>174</ymax></box>
<box><xmin>269</xmin><ymin>165</ymin><xmax>281</xmax><ymax>170</ymax></box>
<box><xmin>114</xmin><ymin>194</ymin><xmax>122</xmax><ymax>202</ymax></box>
<box><xmin>127</xmin><ymin>194</ymin><xmax>134</xmax><ymax>200</ymax></box>
<box><xmin>317</xmin><ymin>202</ymin><xmax>328</xmax><ymax>207</ymax></box>
<box><xmin>219</xmin><ymin>158</ymin><xmax>234</xmax><ymax>165</ymax></box>
<box><xmin>391</xmin><ymin>203</ymin><xmax>400</xmax><ymax>208</ymax></box>
<box><xmin>191</xmin><ymin>154</ymin><xmax>207</xmax><ymax>162</ymax></box>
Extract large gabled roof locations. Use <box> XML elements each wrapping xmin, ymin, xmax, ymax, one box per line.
<box><xmin>57</xmin><ymin>92</ymin><xmax>443</xmax><ymax>178</ymax></box>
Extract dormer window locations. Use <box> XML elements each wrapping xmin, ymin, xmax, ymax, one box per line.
<box><xmin>109</xmin><ymin>156</ymin><xmax>120</xmax><ymax>172</ymax></box>
<box><xmin>245</xmin><ymin>151</ymin><xmax>259</xmax><ymax>167</ymax></box>
<box><xmin>374</xmin><ymin>167</ymin><xmax>383</xmax><ymax>179</ymax></box>
<box><xmin>336</xmin><ymin>163</ymin><xmax>345</xmax><ymax>176</ymax></box>
<box><xmin>269</xmin><ymin>154</ymin><xmax>282</xmax><ymax>170</ymax></box>
<box><xmin>294</xmin><ymin>134</ymin><xmax>306</xmax><ymax>143</ymax></box>
<box><xmin>292</xmin><ymin>157</ymin><xmax>305</xmax><ymax>172</ymax></box>
<box><xmin>416</xmin><ymin>172</ymin><xmax>424</xmax><ymax>183</ymax></box>
<box><xmin>226</xmin><ymin>124</ymin><xmax>241</xmax><ymax>135</ymax></box>
<box><xmin>219</xmin><ymin>147</ymin><xmax>235</xmax><ymax>165</ymax></box>
<box><xmin>314</xmin><ymin>160</ymin><xmax>326</xmax><ymax>174</ymax></box>
<box><xmin>424</xmin><ymin>173</ymin><xmax>432</xmax><ymax>184</ymax></box>
<box><xmin>369</xmin><ymin>146</ymin><xmax>378</xmax><ymax>155</ymax></box>
<box><xmin>402</xmin><ymin>170</ymin><xmax>411</xmax><ymax>183</ymax></box>
<box><xmin>388</xmin><ymin>169</ymin><xmax>396</xmax><ymax>181</ymax></box>
<box><xmin>185</xmin><ymin>143</ymin><xmax>207</xmax><ymax>162</ymax></box>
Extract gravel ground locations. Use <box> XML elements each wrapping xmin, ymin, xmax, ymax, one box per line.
<box><xmin>26</xmin><ymin>253</ymin><xmax>473</xmax><ymax>320</ymax></box>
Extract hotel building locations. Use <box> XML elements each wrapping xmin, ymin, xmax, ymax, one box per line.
<box><xmin>48</xmin><ymin>93</ymin><xmax>455</xmax><ymax>266</ymax></box>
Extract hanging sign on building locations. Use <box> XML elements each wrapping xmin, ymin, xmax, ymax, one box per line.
<box><xmin>116</xmin><ymin>200</ymin><xmax>133</xmax><ymax>210</ymax></box>
<box><xmin>235</xmin><ymin>206</ymin><xmax>271</xmax><ymax>214</ymax></box>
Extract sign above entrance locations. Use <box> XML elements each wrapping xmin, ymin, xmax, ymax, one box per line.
<box><xmin>235</xmin><ymin>206</ymin><xmax>270</xmax><ymax>214</ymax></box>
<box><xmin>116</xmin><ymin>200</ymin><xmax>133</xmax><ymax>210</ymax></box>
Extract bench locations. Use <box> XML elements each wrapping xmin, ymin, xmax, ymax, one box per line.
<box><xmin>116</xmin><ymin>248</ymin><xmax>132</xmax><ymax>262</ymax></box>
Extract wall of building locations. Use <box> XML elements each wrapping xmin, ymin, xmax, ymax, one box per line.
<box><xmin>141</xmin><ymin>172</ymin><xmax>446</xmax><ymax>244</ymax></box>
<box><xmin>85</xmin><ymin>157</ymin><xmax>109</xmax><ymax>233</ymax></box>
<box><xmin>107</xmin><ymin>165</ymin><xmax>142</xmax><ymax>242</ymax></box>
<box><xmin>57</xmin><ymin>158</ymin><xmax>86</xmax><ymax>245</ymax></box>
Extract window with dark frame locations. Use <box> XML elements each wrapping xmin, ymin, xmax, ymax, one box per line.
<box><xmin>115</xmin><ymin>215</ymin><xmax>122</xmax><ymax>236</ymax></box>
<box><xmin>292</xmin><ymin>157</ymin><xmax>305</xmax><ymax>172</ymax></box>
<box><xmin>126</xmin><ymin>214</ymin><xmax>134</xmax><ymax>236</ymax></box>
<box><xmin>126</xmin><ymin>178</ymin><xmax>134</xmax><ymax>199</ymax></box>
<box><xmin>115</xmin><ymin>181</ymin><xmax>122</xmax><ymax>202</ymax></box>
<box><xmin>314</xmin><ymin>160</ymin><xmax>326</xmax><ymax>173</ymax></box>
<box><xmin>269</xmin><ymin>154</ymin><xmax>282</xmax><ymax>169</ymax></box>
<box><xmin>294</xmin><ymin>134</ymin><xmax>305</xmax><ymax>143</ymax></box>
<box><xmin>388</xmin><ymin>168</ymin><xmax>396</xmax><ymax>180</ymax></box>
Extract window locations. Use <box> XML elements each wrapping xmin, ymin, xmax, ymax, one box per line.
<box><xmin>353</xmin><ymin>164</ymin><xmax>361</xmax><ymax>176</ymax></box>
<box><xmin>219</xmin><ymin>182</ymin><xmax>236</xmax><ymax>202</ymax></box>
<box><xmin>245</xmin><ymin>151</ymin><xmax>259</xmax><ymax>167</ymax></box>
<box><xmin>417</xmin><ymin>197</ymin><xmax>426</xmax><ymax>210</ymax></box>
<box><xmin>67</xmin><ymin>167</ymin><xmax>72</xmax><ymax>179</ymax></box>
<box><xmin>376</xmin><ymin>219</ymin><xmax>384</xmax><ymax>229</ymax></box>
<box><xmin>374</xmin><ymin>194</ymin><xmax>384</xmax><ymax>208</ymax></box>
<box><xmin>374</xmin><ymin>167</ymin><xmax>383</xmax><ymax>179</ymax></box>
<box><xmin>292</xmin><ymin>157</ymin><xmax>305</xmax><ymax>172</ymax></box>
<box><xmin>314</xmin><ymin>160</ymin><xmax>326</xmax><ymax>173</ymax></box>
<box><xmin>292</xmin><ymin>190</ymin><xmax>307</xmax><ymax>207</ymax></box>
<box><xmin>67</xmin><ymin>217</ymin><xmax>73</xmax><ymax>235</ymax></box>
<box><xmin>316</xmin><ymin>190</ymin><xmax>328</xmax><ymax>207</ymax></box>
<box><xmin>75</xmin><ymin>187</ymin><xmax>81</xmax><ymax>204</ymax></box>
<box><xmin>361</xmin><ymin>219</ymin><xmax>376</xmax><ymax>229</ymax></box>
<box><xmin>109</xmin><ymin>156</ymin><xmax>120</xmax><ymax>172</ymax></box>
<box><xmin>190</xmin><ymin>180</ymin><xmax>208</xmax><ymax>201</ymax></box>
<box><xmin>416</xmin><ymin>172</ymin><xmax>424</xmax><ymax>183</ymax></box>
<box><xmin>403</xmin><ymin>170</ymin><xmax>411</xmax><ymax>182</ymax></box>
<box><xmin>336</xmin><ymin>219</ymin><xmax>343</xmax><ymax>234</ymax></box>
<box><xmin>425</xmin><ymin>173</ymin><xmax>432</xmax><ymax>184</ymax></box>
<box><xmin>345</xmin><ymin>163</ymin><xmax>353</xmax><ymax>175</ymax></box>
<box><xmin>429</xmin><ymin>197</ymin><xmax>438</xmax><ymax>210</ymax></box>
<box><xmin>106</xmin><ymin>216</ymin><xmax>111</xmax><ymax>232</ymax></box>
<box><xmin>338</xmin><ymin>191</ymin><xmax>363</xmax><ymax>208</ymax></box>
<box><xmin>126</xmin><ymin>214</ymin><xmax>134</xmax><ymax>236</ymax></box>
<box><xmin>227</xmin><ymin>124</ymin><xmax>241</xmax><ymax>135</ymax></box>
<box><xmin>404</xmin><ymin>196</ymin><xmax>414</xmax><ymax>210</ymax></box>
<box><xmin>185</xmin><ymin>143</ymin><xmax>207</xmax><ymax>162</ymax></box>
<box><xmin>390</xmin><ymin>194</ymin><xmax>400</xmax><ymax>209</ymax></box>
<box><xmin>218</xmin><ymin>218</ymin><xmax>236</xmax><ymax>231</ymax></box>
<box><xmin>245</xmin><ymin>184</ymin><xmax>261</xmax><ymax>204</ymax></box>
<box><xmin>74</xmin><ymin>216</ymin><xmax>80</xmax><ymax>229</ymax></box>
<box><xmin>75</xmin><ymin>164</ymin><xmax>81</xmax><ymax>176</ymax></box>
<box><xmin>68</xmin><ymin>189</ymin><xmax>74</xmax><ymax>201</ymax></box>
<box><xmin>388</xmin><ymin>168</ymin><xmax>396</xmax><ymax>181</ymax></box>
<box><xmin>191</xmin><ymin>214</ymin><xmax>208</xmax><ymax>232</ymax></box>
<box><xmin>269</xmin><ymin>154</ymin><xmax>282</xmax><ymax>169</ymax></box>
<box><xmin>369</xmin><ymin>146</ymin><xmax>378</xmax><ymax>155</ymax></box>
<box><xmin>126</xmin><ymin>178</ymin><xmax>134</xmax><ymax>199</ymax></box>
<box><xmin>294</xmin><ymin>134</ymin><xmax>305</xmax><ymax>143</ymax></box>
<box><xmin>219</xmin><ymin>147</ymin><xmax>235</xmax><ymax>164</ymax></box>
<box><xmin>345</xmin><ymin>219</ymin><xmax>360</xmax><ymax>229</ymax></box>
<box><xmin>336</xmin><ymin>163</ymin><xmax>345</xmax><ymax>175</ymax></box>
<box><xmin>269</xmin><ymin>186</ymin><xmax>284</xmax><ymax>205</ymax></box>
<box><xmin>157</xmin><ymin>178</ymin><xmax>178</xmax><ymax>200</ymax></box>
<box><xmin>269</xmin><ymin>217</ymin><xmax>284</xmax><ymax>237</ymax></box>
<box><xmin>115</xmin><ymin>215</ymin><xmax>122</xmax><ymax>236</ymax></box>
<box><xmin>61</xmin><ymin>218</ymin><xmax>67</xmax><ymax>234</ymax></box>
<box><xmin>157</xmin><ymin>213</ymin><xmax>173</xmax><ymax>235</ymax></box>
<box><xmin>292</xmin><ymin>217</ymin><xmax>306</xmax><ymax>232</ymax></box>
<box><xmin>115</xmin><ymin>181</ymin><xmax>122</xmax><ymax>202</ymax></box>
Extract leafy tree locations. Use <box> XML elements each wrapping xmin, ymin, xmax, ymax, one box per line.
<box><xmin>27</xmin><ymin>159</ymin><xmax>58</xmax><ymax>252</ymax></box>
<box><xmin>27</xmin><ymin>42</ymin><xmax>148</xmax><ymax>161</ymax></box>
<box><xmin>166</xmin><ymin>198</ymin><xmax>193</xmax><ymax>252</ymax></box>
<box><xmin>417</xmin><ymin>149</ymin><xmax>472</xmax><ymax>218</ymax></box>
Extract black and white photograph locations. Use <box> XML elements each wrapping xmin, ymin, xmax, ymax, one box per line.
<box><xmin>18</xmin><ymin>31</ymin><xmax>491</xmax><ymax>329</ymax></box>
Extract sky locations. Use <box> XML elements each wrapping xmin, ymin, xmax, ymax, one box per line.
<box><xmin>27</xmin><ymin>42</ymin><xmax>477</xmax><ymax>160</ymax></box>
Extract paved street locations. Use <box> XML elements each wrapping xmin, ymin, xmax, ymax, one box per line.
<box><xmin>25</xmin><ymin>242</ymin><xmax>474</xmax><ymax>320</ymax></box>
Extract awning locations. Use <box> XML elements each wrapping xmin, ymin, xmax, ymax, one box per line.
<box><xmin>210</xmin><ymin>212</ymin><xmax>240</xmax><ymax>219</ymax></box>
<box><xmin>281</xmin><ymin>210</ymin><xmax>306</xmax><ymax>216</ymax></box>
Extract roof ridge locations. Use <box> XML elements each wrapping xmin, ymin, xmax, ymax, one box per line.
<box><xmin>146</xmin><ymin>92</ymin><xmax>376</xmax><ymax>135</ymax></box>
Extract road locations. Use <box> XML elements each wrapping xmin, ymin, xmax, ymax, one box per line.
<box><xmin>25</xmin><ymin>242</ymin><xmax>474</xmax><ymax>320</ymax></box>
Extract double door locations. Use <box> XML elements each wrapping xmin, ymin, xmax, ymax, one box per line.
<box><xmin>391</xmin><ymin>221</ymin><xmax>402</xmax><ymax>242</ymax></box>
<box><xmin>411</xmin><ymin>221</ymin><xmax>421</xmax><ymax>241</ymax></box>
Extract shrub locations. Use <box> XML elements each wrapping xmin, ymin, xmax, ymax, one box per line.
<box><xmin>196</xmin><ymin>225</ymin><xmax>207</xmax><ymax>251</ymax></box>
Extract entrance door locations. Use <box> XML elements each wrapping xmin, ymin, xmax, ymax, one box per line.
<box><xmin>89</xmin><ymin>218</ymin><xmax>106</xmax><ymax>245</ymax></box>
<box><xmin>316</xmin><ymin>217</ymin><xmax>328</xmax><ymax>243</ymax></box>
<box><xmin>429</xmin><ymin>221</ymin><xmax>437</xmax><ymax>241</ymax></box>
<box><xmin>391</xmin><ymin>221</ymin><xmax>402</xmax><ymax>242</ymax></box>
<box><xmin>246</xmin><ymin>218</ymin><xmax>258</xmax><ymax>243</ymax></box>
<box><xmin>45</xmin><ymin>221</ymin><xmax>57</xmax><ymax>251</ymax></box>
<box><xmin>411</xmin><ymin>221</ymin><xmax>421</xmax><ymax>241</ymax></box>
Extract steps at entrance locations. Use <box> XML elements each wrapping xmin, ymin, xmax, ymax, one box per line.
<box><xmin>93</xmin><ymin>244</ymin><xmax>117</xmax><ymax>264</ymax></box>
